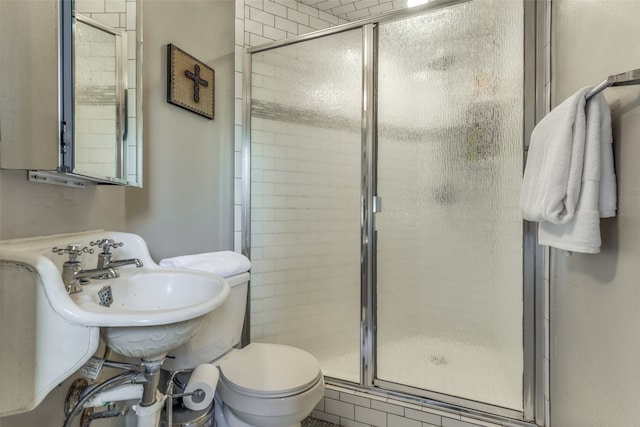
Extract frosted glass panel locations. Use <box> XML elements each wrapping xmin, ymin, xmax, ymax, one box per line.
<box><xmin>249</xmin><ymin>30</ymin><xmax>362</xmax><ymax>382</ymax></box>
<box><xmin>376</xmin><ymin>0</ymin><xmax>524</xmax><ymax>410</ymax></box>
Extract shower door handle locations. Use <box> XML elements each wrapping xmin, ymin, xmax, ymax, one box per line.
<box><xmin>372</xmin><ymin>196</ymin><xmax>382</xmax><ymax>213</ymax></box>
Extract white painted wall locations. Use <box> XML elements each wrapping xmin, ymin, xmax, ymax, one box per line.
<box><xmin>550</xmin><ymin>1</ymin><xmax>640</xmax><ymax>426</ymax></box>
<box><xmin>0</xmin><ymin>1</ymin><xmax>235</xmax><ymax>425</ymax></box>
<box><xmin>125</xmin><ymin>0</ymin><xmax>235</xmax><ymax>262</ymax></box>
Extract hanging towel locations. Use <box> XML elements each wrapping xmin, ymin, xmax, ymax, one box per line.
<box><xmin>159</xmin><ymin>251</ymin><xmax>251</xmax><ymax>278</ymax></box>
<box><xmin>520</xmin><ymin>87</ymin><xmax>616</xmax><ymax>254</ymax></box>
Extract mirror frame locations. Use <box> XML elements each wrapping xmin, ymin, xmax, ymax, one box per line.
<box><xmin>58</xmin><ymin>0</ymin><xmax>142</xmax><ymax>187</ymax></box>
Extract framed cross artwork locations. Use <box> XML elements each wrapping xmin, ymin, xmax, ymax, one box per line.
<box><xmin>167</xmin><ymin>44</ymin><xmax>215</xmax><ymax>119</ymax></box>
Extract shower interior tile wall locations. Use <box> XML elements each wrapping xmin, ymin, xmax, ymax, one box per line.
<box><xmin>249</xmin><ymin>116</ymin><xmax>360</xmax><ymax>354</ymax></box>
<box><xmin>234</xmin><ymin>0</ymin><xmax>348</xmax><ymax>250</ymax></box>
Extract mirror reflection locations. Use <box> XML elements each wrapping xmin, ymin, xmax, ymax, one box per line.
<box><xmin>67</xmin><ymin>0</ymin><xmax>142</xmax><ymax>186</ymax></box>
<box><xmin>73</xmin><ymin>14</ymin><xmax>127</xmax><ymax>180</ymax></box>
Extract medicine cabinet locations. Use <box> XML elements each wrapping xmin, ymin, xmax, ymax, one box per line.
<box><xmin>0</xmin><ymin>0</ymin><xmax>143</xmax><ymax>187</ymax></box>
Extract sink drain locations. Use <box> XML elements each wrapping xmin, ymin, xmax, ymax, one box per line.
<box><xmin>98</xmin><ymin>285</ymin><xmax>113</xmax><ymax>307</ymax></box>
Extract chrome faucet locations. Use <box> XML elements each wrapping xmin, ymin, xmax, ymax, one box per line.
<box><xmin>53</xmin><ymin>245</ymin><xmax>120</xmax><ymax>294</ymax></box>
<box><xmin>90</xmin><ymin>239</ymin><xmax>144</xmax><ymax>270</ymax></box>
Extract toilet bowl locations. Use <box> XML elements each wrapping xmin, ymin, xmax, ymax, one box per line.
<box><xmin>213</xmin><ymin>343</ymin><xmax>324</xmax><ymax>427</ymax></box>
<box><xmin>160</xmin><ymin>252</ymin><xmax>324</xmax><ymax>427</ymax></box>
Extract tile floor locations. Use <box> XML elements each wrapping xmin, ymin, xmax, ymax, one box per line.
<box><xmin>302</xmin><ymin>417</ymin><xmax>338</xmax><ymax>427</ymax></box>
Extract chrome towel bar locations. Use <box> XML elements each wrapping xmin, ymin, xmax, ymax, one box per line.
<box><xmin>586</xmin><ymin>68</ymin><xmax>640</xmax><ymax>100</ymax></box>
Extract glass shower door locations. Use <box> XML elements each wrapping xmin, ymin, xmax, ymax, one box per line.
<box><xmin>249</xmin><ymin>29</ymin><xmax>363</xmax><ymax>383</ymax></box>
<box><xmin>375</xmin><ymin>0</ymin><xmax>525</xmax><ymax>411</ymax></box>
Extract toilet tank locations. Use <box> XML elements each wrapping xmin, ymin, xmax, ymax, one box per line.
<box><xmin>162</xmin><ymin>272</ymin><xmax>249</xmax><ymax>371</ymax></box>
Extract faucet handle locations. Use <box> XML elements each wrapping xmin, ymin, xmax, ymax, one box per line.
<box><xmin>90</xmin><ymin>239</ymin><xmax>124</xmax><ymax>254</ymax></box>
<box><xmin>52</xmin><ymin>244</ymin><xmax>94</xmax><ymax>261</ymax></box>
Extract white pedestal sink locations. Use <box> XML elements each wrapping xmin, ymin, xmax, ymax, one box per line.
<box><xmin>0</xmin><ymin>230</ymin><xmax>230</xmax><ymax>415</ymax></box>
<box><xmin>73</xmin><ymin>269</ymin><xmax>229</xmax><ymax>358</ymax></box>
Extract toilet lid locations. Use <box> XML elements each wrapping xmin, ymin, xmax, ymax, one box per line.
<box><xmin>219</xmin><ymin>343</ymin><xmax>322</xmax><ymax>398</ymax></box>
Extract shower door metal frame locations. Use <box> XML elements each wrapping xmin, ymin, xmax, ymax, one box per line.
<box><xmin>243</xmin><ymin>0</ymin><xmax>548</xmax><ymax>424</ymax></box>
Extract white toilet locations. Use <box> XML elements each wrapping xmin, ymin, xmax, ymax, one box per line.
<box><xmin>161</xmin><ymin>261</ymin><xmax>325</xmax><ymax>427</ymax></box>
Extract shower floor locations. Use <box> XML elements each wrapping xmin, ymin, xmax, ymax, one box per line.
<box><xmin>318</xmin><ymin>334</ymin><xmax>522</xmax><ymax>410</ymax></box>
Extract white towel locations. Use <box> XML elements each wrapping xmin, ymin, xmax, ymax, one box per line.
<box><xmin>520</xmin><ymin>87</ymin><xmax>616</xmax><ymax>254</ymax></box>
<box><xmin>159</xmin><ymin>251</ymin><xmax>251</xmax><ymax>278</ymax></box>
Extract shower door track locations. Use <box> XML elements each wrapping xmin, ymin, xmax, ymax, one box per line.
<box><xmin>242</xmin><ymin>0</ymin><xmax>548</xmax><ymax>425</ymax></box>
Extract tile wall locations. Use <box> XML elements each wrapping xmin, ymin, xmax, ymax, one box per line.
<box><xmin>233</xmin><ymin>0</ymin><xmax>348</xmax><ymax>252</ymax></box>
<box><xmin>312</xmin><ymin>384</ymin><xmax>509</xmax><ymax>427</ymax></box>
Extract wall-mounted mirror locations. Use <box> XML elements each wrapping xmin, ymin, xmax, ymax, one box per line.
<box><xmin>62</xmin><ymin>0</ymin><xmax>143</xmax><ymax>186</ymax></box>
<box><xmin>69</xmin><ymin>13</ymin><xmax>128</xmax><ymax>181</ymax></box>
<box><xmin>0</xmin><ymin>0</ymin><xmax>142</xmax><ymax>187</ymax></box>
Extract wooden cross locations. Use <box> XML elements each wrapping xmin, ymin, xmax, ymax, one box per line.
<box><xmin>184</xmin><ymin>64</ymin><xmax>209</xmax><ymax>103</ymax></box>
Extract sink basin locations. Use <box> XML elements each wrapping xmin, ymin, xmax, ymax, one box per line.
<box><xmin>68</xmin><ymin>269</ymin><xmax>229</xmax><ymax>358</ymax></box>
<box><xmin>70</xmin><ymin>269</ymin><xmax>230</xmax><ymax>358</ymax></box>
<box><xmin>0</xmin><ymin>230</ymin><xmax>231</xmax><ymax>414</ymax></box>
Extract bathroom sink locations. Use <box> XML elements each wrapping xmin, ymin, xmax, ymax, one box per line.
<box><xmin>69</xmin><ymin>269</ymin><xmax>229</xmax><ymax>326</ymax></box>
<box><xmin>0</xmin><ymin>231</ymin><xmax>231</xmax><ymax>413</ymax></box>
<box><xmin>69</xmin><ymin>269</ymin><xmax>231</xmax><ymax>358</ymax></box>
<box><xmin>74</xmin><ymin>269</ymin><xmax>231</xmax><ymax>358</ymax></box>
<box><xmin>0</xmin><ymin>230</ymin><xmax>231</xmax><ymax>362</ymax></box>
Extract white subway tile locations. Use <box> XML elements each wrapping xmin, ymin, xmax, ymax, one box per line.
<box><xmin>388</xmin><ymin>414</ymin><xmax>422</xmax><ymax>427</ymax></box>
<box><xmin>341</xmin><ymin>392</ymin><xmax>371</xmax><ymax>408</ymax></box>
<box><xmin>318</xmin><ymin>9</ymin><xmax>340</xmax><ymax>24</ymax></box>
<box><xmin>263</xmin><ymin>25</ymin><xmax>287</xmax><ymax>40</ymax></box>
<box><xmin>326</xmin><ymin>398</ymin><xmax>355</xmax><ymax>419</ymax></box>
<box><xmin>106</xmin><ymin>0</ymin><xmax>126</xmax><ymax>13</ymax></box>
<box><xmin>250</xmin><ymin>7</ymin><xmax>275</xmax><ymax>26</ymax></box>
<box><xmin>287</xmin><ymin>8</ymin><xmax>310</xmax><ymax>25</ymax></box>
<box><xmin>460</xmin><ymin>416</ymin><xmax>501</xmax><ymax>427</ymax></box>
<box><xmin>355</xmin><ymin>406</ymin><xmax>387</xmax><ymax>427</ymax></box>
<box><xmin>316</xmin><ymin>0</ymin><xmax>341</xmax><ymax>11</ymax></box>
<box><xmin>309</xmin><ymin>16</ymin><xmax>331</xmax><ymax>30</ymax></box>
<box><xmin>442</xmin><ymin>418</ymin><xmax>485</xmax><ymax>427</ymax></box>
<box><xmin>245</xmin><ymin>0</ymin><xmax>263</xmax><ymax>9</ymax></box>
<box><xmin>371</xmin><ymin>400</ymin><xmax>404</xmax><ymax>416</ymax></box>
<box><xmin>245</xmin><ymin>19</ymin><xmax>263</xmax><ymax>36</ymax></box>
<box><xmin>324</xmin><ymin>387</ymin><xmax>341</xmax><ymax>400</ymax></box>
<box><xmin>274</xmin><ymin>0</ymin><xmax>298</xmax><ymax>8</ymax></box>
<box><xmin>91</xmin><ymin>13</ymin><xmax>121</xmax><ymax>28</ymax></box>
<box><xmin>332</xmin><ymin>3</ymin><xmax>356</xmax><ymax>16</ymax></box>
<box><xmin>263</xmin><ymin>0</ymin><xmax>287</xmax><ymax>18</ymax></box>
<box><xmin>275</xmin><ymin>16</ymin><xmax>298</xmax><ymax>33</ymax></box>
<box><xmin>346</xmin><ymin>8</ymin><xmax>371</xmax><ymax>20</ymax></box>
<box><xmin>75</xmin><ymin>0</ymin><xmax>105</xmax><ymax>13</ymax></box>
<box><xmin>421</xmin><ymin>405</ymin><xmax>460</xmax><ymax>420</ymax></box>
<box><xmin>296</xmin><ymin>2</ymin><xmax>319</xmax><ymax>17</ymax></box>
<box><xmin>369</xmin><ymin>2</ymin><xmax>394</xmax><ymax>15</ymax></box>
<box><xmin>342</xmin><ymin>419</ymin><xmax>371</xmax><ymax>427</ymax></box>
<box><xmin>125</xmin><ymin>1</ymin><xmax>136</xmax><ymax>30</ymax></box>
<box><xmin>249</xmin><ymin>33</ymin><xmax>271</xmax><ymax>46</ymax></box>
<box><xmin>235</xmin><ymin>21</ymin><xmax>245</xmax><ymax>48</ymax></box>
<box><xmin>236</xmin><ymin>0</ymin><xmax>245</xmax><ymax>19</ymax></box>
<box><xmin>354</xmin><ymin>0</ymin><xmax>380</xmax><ymax>10</ymax></box>
<box><xmin>297</xmin><ymin>24</ymin><xmax>314</xmax><ymax>34</ymax></box>
<box><xmin>404</xmin><ymin>408</ymin><xmax>441</xmax><ymax>425</ymax></box>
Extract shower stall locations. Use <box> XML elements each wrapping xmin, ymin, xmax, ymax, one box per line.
<box><xmin>243</xmin><ymin>0</ymin><xmax>544</xmax><ymax>423</ymax></box>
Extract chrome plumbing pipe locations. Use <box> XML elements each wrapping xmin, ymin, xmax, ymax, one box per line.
<box><xmin>62</xmin><ymin>370</ymin><xmax>139</xmax><ymax>427</ymax></box>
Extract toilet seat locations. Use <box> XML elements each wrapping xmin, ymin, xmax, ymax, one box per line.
<box><xmin>219</xmin><ymin>343</ymin><xmax>322</xmax><ymax>398</ymax></box>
